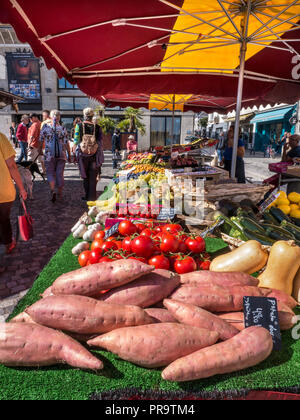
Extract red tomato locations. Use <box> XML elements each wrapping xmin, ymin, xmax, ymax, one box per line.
<box><xmin>131</xmin><ymin>236</ymin><xmax>155</xmax><ymax>258</ymax></box>
<box><xmin>122</xmin><ymin>237</ymin><xmax>132</xmax><ymax>253</ymax></box>
<box><xmin>174</xmin><ymin>256</ymin><xmax>197</xmax><ymax>274</ymax></box>
<box><xmin>155</xmin><ymin>226</ymin><xmax>163</xmax><ymax>233</ymax></box>
<box><xmin>185</xmin><ymin>238</ymin><xmax>206</xmax><ymax>254</ymax></box>
<box><xmin>98</xmin><ymin>256</ymin><xmax>113</xmax><ymax>264</ymax></box>
<box><xmin>200</xmin><ymin>261</ymin><xmax>211</xmax><ymax>271</ymax></box>
<box><xmin>91</xmin><ymin>239</ymin><xmax>104</xmax><ymax>251</ymax></box>
<box><xmin>101</xmin><ymin>241</ymin><xmax>118</xmax><ymax>252</ymax></box>
<box><xmin>128</xmin><ymin>256</ymin><xmax>148</xmax><ymax>264</ymax></box>
<box><xmin>160</xmin><ymin>234</ymin><xmax>179</xmax><ymax>254</ymax></box>
<box><xmin>118</xmin><ymin>220</ymin><xmax>138</xmax><ymax>237</ymax></box>
<box><xmin>135</xmin><ymin>223</ymin><xmax>146</xmax><ymax>233</ymax></box>
<box><xmin>114</xmin><ymin>241</ymin><xmax>123</xmax><ymax>250</ymax></box>
<box><xmin>178</xmin><ymin>240</ymin><xmax>188</xmax><ymax>254</ymax></box>
<box><xmin>78</xmin><ymin>251</ymin><xmax>91</xmax><ymax>267</ymax></box>
<box><xmin>89</xmin><ymin>249</ymin><xmax>102</xmax><ymax>265</ymax></box>
<box><xmin>94</xmin><ymin>231</ymin><xmax>105</xmax><ymax>241</ymax></box>
<box><xmin>148</xmin><ymin>255</ymin><xmax>170</xmax><ymax>270</ymax></box>
<box><xmin>162</xmin><ymin>224</ymin><xmax>182</xmax><ymax>235</ymax></box>
<box><xmin>141</xmin><ymin>228</ymin><xmax>155</xmax><ymax>237</ymax></box>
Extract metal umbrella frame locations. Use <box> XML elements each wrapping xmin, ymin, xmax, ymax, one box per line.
<box><xmin>2</xmin><ymin>0</ymin><xmax>300</xmax><ymax>177</ymax></box>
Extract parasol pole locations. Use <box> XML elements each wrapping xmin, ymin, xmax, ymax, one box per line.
<box><xmin>231</xmin><ymin>0</ymin><xmax>251</xmax><ymax>180</ymax></box>
<box><xmin>171</xmin><ymin>94</ymin><xmax>175</xmax><ymax>145</ymax></box>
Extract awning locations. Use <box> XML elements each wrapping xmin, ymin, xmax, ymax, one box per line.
<box><xmin>224</xmin><ymin>112</ymin><xmax>256</xmax><ymax>123</ymax></box>
<box><xmin>250</xmin><ymin>106</ymin><xmax>295</xmax><ymax>124</ymax></box>
<box><xmin>0</xmin><ymin>90</ymin><xmax>23</xmax><ymax>111</ymax></box>
<box><xmin>1</xmin><ymin>1</ymin><xmax>299</xmax><ymax>104</ymax></box>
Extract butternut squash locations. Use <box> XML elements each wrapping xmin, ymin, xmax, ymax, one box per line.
<box><xmin>292</xmin><ymin>268</ymin><xmax>300</xmax><ymax>303</ymax></box>
<box><xmin>258</xmin><ymin>241</ymin><xmax>300</xmax><ymax>296</ymax></box>
<box><xmin>210</xmin><ymin>241</ymin><xmax>268</xmax><ymax>275</ymax></box>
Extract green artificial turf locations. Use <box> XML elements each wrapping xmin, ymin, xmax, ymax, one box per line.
<box><xmin>1</xmin><ymin>237</ymin><xmax>300</xmax><ymax>400</ymax></box>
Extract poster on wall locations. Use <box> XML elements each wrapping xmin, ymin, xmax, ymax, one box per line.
<box><xmin>6</xmin><ymin>52</ymin><xmax>41</xmax><ymax>103</ymax></box>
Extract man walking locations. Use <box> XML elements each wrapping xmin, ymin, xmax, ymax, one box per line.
<box><xmin>16</xmin><ymin>115</ymin><xmax>29</xmax><ymax>163</ymax></box>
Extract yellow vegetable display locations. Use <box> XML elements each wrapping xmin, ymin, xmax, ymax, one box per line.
<box><xmin>210</xmin><ymin>241</ymin><xmax>268</xmax><ymax>275</ymax></box>
<box><xmin>277</xmin><ymin>205</ymin><xmax>291</xmax><ymax>215</ymax></box>
<box><xmin>276</xmin><ymin>198</ymin><xmax>290</xmax><ymax>207</ymax></box>
<box><xmin>290</xmin><ymin>209</ymin><xmax>300</xmax><ymax>219</ymax></box>
<box><xmin>288</xmin><ymin>192</ymin><xmax>300</xmax><ymax>204</ymax></box>
<box><xmin>258</xmin><ymin>241</ymin><xmax>300</xmax><ymax>296</ymax></box>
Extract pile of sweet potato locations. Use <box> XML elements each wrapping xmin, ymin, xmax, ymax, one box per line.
<box><xmin>0</xmin><ymin>260</ymin><xmax>298</xmax><ymax>382</ymax></box>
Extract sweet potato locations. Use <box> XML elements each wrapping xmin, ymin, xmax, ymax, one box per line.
<box><xmin>169</xmin><ymin>285</ymin><xmax>236</xmax><ymax>312</ymax></box>
<box><xmin>10</xmin><ymin>312</ymin><xmax>36</xmax><ymax>325</ymax></box>
<box><xmin>180</xmin><ymin>271</ymin><xmax>259</xmax><ymax>288</ymax></box>
<box><xmin>0</xmin><ymin>323</ymin><xmax>103</xmax><ymax>370</ymax></box>
<box><xmin>51</xmin><ymin>260</ymin><xmax>154</xmax><ymax>297</ymax></box>
<box><xmin>98</xmin><ymin>270</ymin><xmax>180</xmax><ymax>307</ymax></box>
<box><xmin>162</xmin><ymin>326</ymin><xmax>273</xmax><ymax>382</ymax></box>
<box><xmin>261</xmin><ymin>288</ymin><xmax>298</xmax><ymax>309</ymax></box>
<box><xmin>41</xmin><ymin>286</ymin><xmax>53</xmax><ymax>299</ymax></box>
<box><xmin>88</xmin><ymin>323</ymin><xmax>219</xmax><ymax>368</ymax></box>
<box><xmin>26</xmin><ymin>295</ymin><xmax>155</xmax><ymax>334</ymax></box>
<box><xmin>164</xmin><ymin>299</ymin><xmax>239</xmax><ymax>341</ymax></box>
<box><xmin>144</xmin><ymin>308</ymin><xmax>178</xmax><ymax>324</ymax></box>
<box><xmin>170</xmin><ymin>284</ymin><xmax>266</xmax><ymax>313</ymax></box>
<box><xmin>219</xmin><ymin>303</ymin><xmax>297</xmax><ymax>332</ymax></box>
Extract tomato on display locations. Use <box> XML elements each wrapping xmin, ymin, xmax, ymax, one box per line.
<box><xmin>91</xmin><ymin>239</ymin><xmax>105</xmax><ymax>252</ymax></box>
<box><xmin>78</xmin><ymin>251</ymin><xmax>91</xmax><ymax>267</ymax></box>
<box><xmin>148</xmin><ymin>255</ymin><xmax>170</xmax><ymax>270</ymax></box>
<box><xmin>160</xmin><ymin>234</ymin><xmax>179</xmax><ymax>254</ymax></box>
<box><xmin>185</xmin><ymin>237</ymin><xmax>206</xmax><ymax>254</ymax></box>
<box><xmin>131</xmin><ymin>235</ymin><xmax>155</xmax><ymax>258</ymax></box>
<box><xmin>174</xmin><ymin>256</ymin><xmax>197</xmax><ymax>274</ymax></box>
<box><xmin>94</xmin><ymin>231</ymin><xmax>105</xmax><ymax>241</ymax></box>
<box><xmin>89</xmin><ymin>249</ymin><xmax>102</xmax><ymax>265</ymax></box>
<box><xmin>118</xmin><ymin>220</ymin><xmax>138</xmax><ymax>237</ymax></box>
<box><xmin>101</xmin><ymin>241</ymin><xmax>118</xmax><ymax>252</ymax></box>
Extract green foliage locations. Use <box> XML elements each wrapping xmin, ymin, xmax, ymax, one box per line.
<box><xmin>98</xmin><ymin>117</ymin><xmax>116</xmax><ymax>134</ymax></box>
<box><xmin>117</xmin><ymin>107</ymin><xmax>146</xmax><ymax>136</ymax></box>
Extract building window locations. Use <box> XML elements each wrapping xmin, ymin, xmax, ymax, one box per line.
<box><xmin>58</xmin><ymin>78</ymin><xmax>78</xmax><ymax>89</ymax></box>
<box><xmin>150</xmin><ymin>116</ymin><xmax>181</xmax><ymax>147</ymax></box>
<box><xmin>58</xmin><ymin>96</ymin><xmax>89</xmax><ymax>111</ymax></box>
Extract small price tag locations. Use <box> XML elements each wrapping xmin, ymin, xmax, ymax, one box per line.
<box><xmin>200</xmin><ymin>219</ymin><xmax>224</xmax><ymax>238</ymax></box>
<box><xmin>258</xmin><ymin>192</ymin><xmax>280</xmax><ymax>214</ymax></box>
<box><xmin>157</xmin><ymin>208</ymin><xmax>176</xmax><ymax>221</ymax></box>
<box><xmin>243</xmin><ymin>296</ymin><xmax>282</xmax><ymax>351</ymax></box>
<box><xmin>104</xmin><ymin>222</ymin><xmax>120</xmax><ymax>240</ymax></box>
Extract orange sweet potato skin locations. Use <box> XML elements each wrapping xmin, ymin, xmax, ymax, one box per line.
<box><xmin>163</xmin><ymin>299</ymin><xmax>239</xmax><ymax>341</ymax></box>
<box><xmin>144</xmin><ymin>308</ymin><xmax>178</xmax><ymax>324</ymax></box>
<box><xmin>218</xmin><ymin>302</ymin><xmax>297</xmax><ymax>332</ymax></box>
<box><xmin>162</xmin><ymin>326</ymin><xmax>273</xmax><ymax>382</ymax></box>
<box><xmin>98</xmin><ymin>270</ymin><xmax>180</xmax><ymax>308</ymax></box>
<box><xmin>88</xmin><ymin>323</ymin><xmax>219</xmax><ymax>368</ymax></box>
<box><xmin>180</xmin><ymin>271</ymin><xmax>259</xmax><ymax>288</ymax></box>
<box><xmin>0</xmin><ymin>323</ymin><xmax>103</xmax><ymax>370</ymax></box>
<box><xmin>26</xmin><ymin>295</ymin><xmax>155</xmax><ymax>334</ymax></box>
<box><xmin>51</xmin><ymin>260</ymin><xmax>154</xmax><ymax>297</ymax></box>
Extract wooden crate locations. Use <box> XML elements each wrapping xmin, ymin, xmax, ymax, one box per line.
<box><xmin>205</xmin><ymin>183</ymin><xmax>272</xmax><ymax>203</ymax></box>
<box><xmin>167</xmin><ymin>167</ymin><xmax>229</xmax><ymax>187</ymax></box>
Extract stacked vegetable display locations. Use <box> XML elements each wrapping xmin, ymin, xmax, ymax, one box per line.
<box><xmin>1</xmin><ymin>257</ymin><xmax>297</xmax><ymax>381</ymax></box>
<box><xmin>216</xmin><ymin>197</ymin><xmax>300</xmax><ymax>246</ymax></box>
<box><xmin>72</xmin><ymin>218</ymin><xmax>211</xmax><ymax>275</ymax></box>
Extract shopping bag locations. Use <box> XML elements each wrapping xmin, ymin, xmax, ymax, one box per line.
<box><xmin>17</xmin><ymin>198</ymin><xmax>33</xmax><ymax>242</ymax></box>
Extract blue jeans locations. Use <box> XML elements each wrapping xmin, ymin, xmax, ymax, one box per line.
<box><xmin>17</xmin><ymin>142</ymin><xmax>28</xmax><ymax>163</ymax></box>
<box><xmin>217</xmin><ymin>149</ymin><xmax>223</xmax><ymax>164</ymax></box>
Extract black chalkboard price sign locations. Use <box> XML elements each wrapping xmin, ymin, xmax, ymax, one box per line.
<box><xmin>105</xmin><ymin>222</ymin><xmax>120</xmax><ymax>240</ymax></box>
<box><xmin>157</xmin><ymin>208</ymin><xmax>176</xmax><ymax>221</ymax></box>
<box><xmin>243</xmin><ymin>296</ymin><xmax>282</xmax><ymax>351</ymax></box>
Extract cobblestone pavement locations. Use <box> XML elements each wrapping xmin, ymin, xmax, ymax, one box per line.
<box><xmin>0</xmin><ymin>154</ymin><xmax>115</xmax><ymax>322</ymax></box>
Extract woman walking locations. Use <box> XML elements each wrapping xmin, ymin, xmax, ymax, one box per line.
<box><xmin>0</xmin><ymin>131</ymin><xmax>27</xmax><ymax>273</ymax></box>
<box><xmin>40</xmin><ymin>110</ymin><xmax>71</xmax><ymax>203</ymax></box>
<box><xmin>74</xmin><ymin>108</ymin><xmax>104</xmax><ymax>201</ymax></box>
<box><xmin>16</xmin><ymin>114</ymin><xmax>30</xmax><ymax>163</ymax></box>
